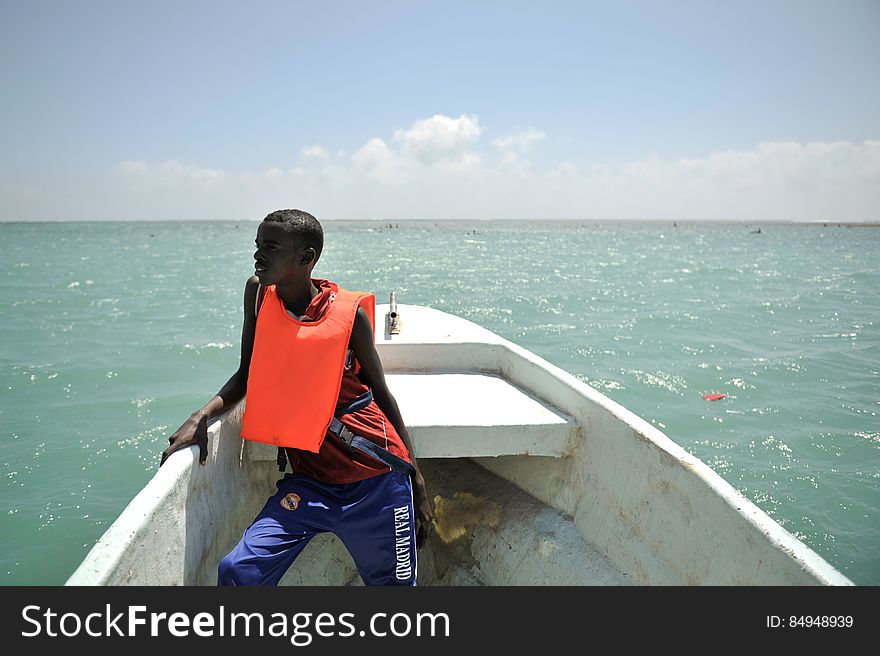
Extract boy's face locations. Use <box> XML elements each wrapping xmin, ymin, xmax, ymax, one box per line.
<box><xmin>253</xmin><ymin>221</ymin><xmax>314</xmax><ymax>286</ymax></box>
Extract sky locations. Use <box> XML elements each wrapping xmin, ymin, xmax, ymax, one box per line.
<box><xmin>1</xmin><ymin>0</ymin><xmax>878</xmax><ymax>221</ymax></box>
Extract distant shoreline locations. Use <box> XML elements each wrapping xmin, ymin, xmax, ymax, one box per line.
<box><xmin>2</xmin><ymin>218</ymin><xmax>879</xmax><ymax>227</ymax></box>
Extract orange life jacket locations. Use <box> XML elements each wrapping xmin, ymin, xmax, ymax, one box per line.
<box><xmin>240</xmin><ymin>284</ymin><xmax>376</xmax><ymax>452</ymax></box>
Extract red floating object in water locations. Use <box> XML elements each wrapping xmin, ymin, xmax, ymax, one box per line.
<box><xmin>703</xmin><ymin>393</ymin><xmax>727</xmax><ymax>401</ymax></box>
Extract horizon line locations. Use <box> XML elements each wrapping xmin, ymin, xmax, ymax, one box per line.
<box><xmin>2</xmin><ymin>217</ymin><xmax>879</xmax><ymax>225</ymax></box>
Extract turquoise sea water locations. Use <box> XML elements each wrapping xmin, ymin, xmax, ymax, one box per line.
<box><xmin>1</xmin><ymin>220</ymin><xmax>878</xmax><ymax>585</ymax></box>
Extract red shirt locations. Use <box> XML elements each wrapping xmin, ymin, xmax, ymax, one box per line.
<box><xmin>279</xmin><ymin>279</ymin><xmax>412</xmax><ymax>483</ymax></box>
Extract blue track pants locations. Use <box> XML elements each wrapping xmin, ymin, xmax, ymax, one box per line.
<box><xmin>217</xmin><ymin>471</ymin><xmax>416</xmax><ymax>586</ymax></box>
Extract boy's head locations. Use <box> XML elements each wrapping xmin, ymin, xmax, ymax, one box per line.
<box><xmin>263</xmin><ymin>209</ymin><xmax>324</xmax><ymax>259</ymax></box>
<box><xmin>254</xmin><ymin>209</ymin><xmax>324</xmax><ymax>286</ymax></box>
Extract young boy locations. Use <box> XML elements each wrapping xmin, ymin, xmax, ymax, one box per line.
<box><xmin>160</xmin><ymin>209</ymin><xmax>432</xmax><ymax>586</ymax></box>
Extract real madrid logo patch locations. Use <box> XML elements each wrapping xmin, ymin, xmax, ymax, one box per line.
<box><xmin>280</xmin><ymin>492</ymin><xmax>301</xmax><ymax>511</ymax></box>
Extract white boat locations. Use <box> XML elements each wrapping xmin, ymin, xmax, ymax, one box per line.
<box><xmin>66</xmin><ymin>302</ymin><xmax>853</xmax><ymax>586</ymax></box>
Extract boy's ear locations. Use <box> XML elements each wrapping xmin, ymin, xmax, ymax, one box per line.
<box><xmin>301</xmin><ymin>248</ymin><xmax>315</xmax><ymax>264</ymax></box>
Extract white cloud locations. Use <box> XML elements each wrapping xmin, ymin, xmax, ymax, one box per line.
<box><xmin>542</xmin><ymin>139</ymin><xmax>880</xmax><ymax>220</ymax></box>
<box><xmin>301</xmin><ymin>145</ymin><xmax>329</xmax><ymax>160</ymax></box>
<box><xmin>550</xmin><ymin>161</ymin><xmax>578</xmax><ymax>177</ymax></box>
<box><xmin>78</xmin><ymin>126</ymin><xmax>879</xmax><ymax>221</ymax></box>
<box><xmin>393</xmin><ymin>113</ymin><xmax>482</xmax><ymax>165</ymax></box>
<box><xmin>351</xmin><ymin>137</ymin><xmax>410</xmax><ymax>185</ymax></box>
<box><xmin>489</xmin><ymin>129</ymin><xmax>546</xmax><ymax>177</ymax></box>
<box><xmin>347</xmin><ymin>114</ymin><xmax>486</xmax><ymax>181</ymax></box>
<box><xmin>492</xmin><ymin>129</ymin><xmax>546</xmax><ymax>150</ymax></box>
<box><xmin>436</xmin><ymin>150</ymin><xmax>482</xmax><ymax>173</ymax></box>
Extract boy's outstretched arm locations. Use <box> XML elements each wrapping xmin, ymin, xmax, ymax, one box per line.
<box><xmin>160</xmin><ymin>276</ymin><xmax>260</xmax><ymax>467</ymax></box>
<box><xmin>349</xmin><ymin>307</ymin><xmax>434</xmax><ymax>547</ymax></box>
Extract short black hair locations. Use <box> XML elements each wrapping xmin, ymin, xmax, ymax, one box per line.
<box><xmin>262</xmin><ymin>209</ymin><xmax>324</xmax><ymax>260</ymax></box>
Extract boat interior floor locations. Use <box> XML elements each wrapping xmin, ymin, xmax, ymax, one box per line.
<box><xmin>277</xmin><ymin>458</ymin><xmax>629</xmax><ymax>586</ymax></box>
